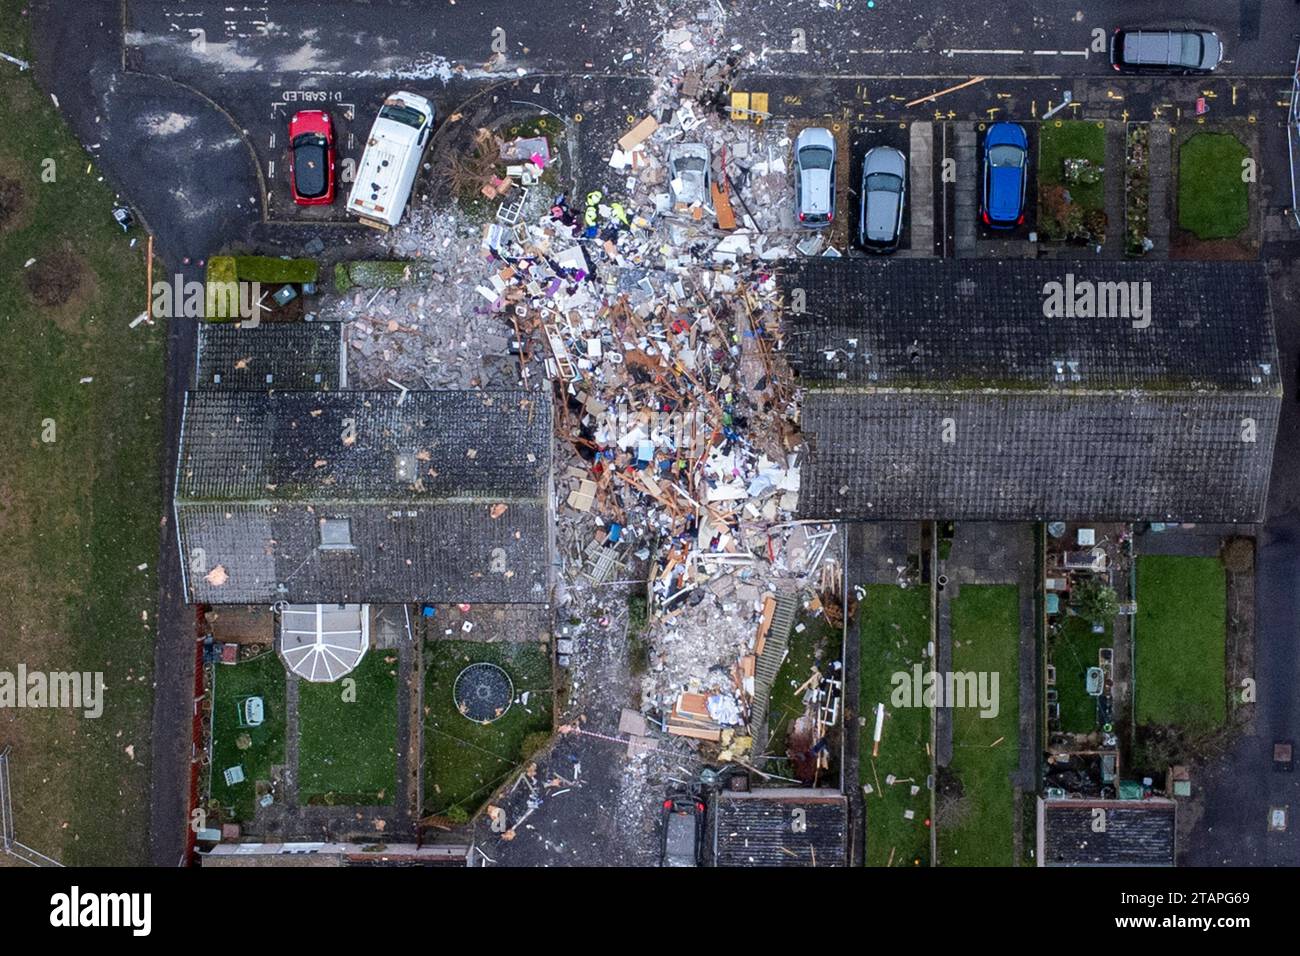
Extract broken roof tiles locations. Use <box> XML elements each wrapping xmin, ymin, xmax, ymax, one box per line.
<box><xmin>195</xmin><ymin>321</ymin><xmax>345</xmax><ymax>391</ymax></box>
<box><xmin>175</xmin><ymin>389</ymin><xmax>550</xmax><ymax>605</ymax></box>
<box><xmin>785</xmin><ymin>259</ymin><xmax>1279</xmax><ymax>393</ymax></box>
<box><xmin>177</xmin><ymin>389</ymin><xmax>549</xmax><ymax>502</ymax></box>
<box><xmin>789</xmin><ymin>259</ymin><xmax>1280</xmax><ymax>523</ymax></box>
<box><xmin>1039</xmin><ymin>798</ymin><xmax>1176</xmax><ymax>867</ymax></box>
<box><xmin>711</xmin><ymin>789</ymin><xmax>847</xmax><ymax>867</ymax></box>
<box><xmin>799</xmin><ymin>390</ymin><xmax>1276</xmax><ymax>523</ymax></box>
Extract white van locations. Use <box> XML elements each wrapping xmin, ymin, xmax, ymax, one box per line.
<box><xmin>347</xmin><ymin>91</ymin><xmax>435</xmax><ymax>230</ymax></box>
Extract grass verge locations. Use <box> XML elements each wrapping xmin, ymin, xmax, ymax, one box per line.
<box><xmin>1135</xmin><ymin>555</ymin><xmax>1226</xmax><ymax>733</ymax></box>
<box><xmin>0</xmin><ymin>11</ymin><xmax>163</xmax><ymax>865</ymax></box>
<box><xmin>1039</xmin><ymin>120</ymin><xmax>1107</xmax><ymax>209</ymax></box>
<box><xmin>1177</xmin><ymin>132</ymin><xmax>1249</xmax><ymax>240</ymax></box>
<box><xmin>859</xmin><ymin>585</ymin><xmax>932</xmax><ymax>867</ymax></box>
<box><xmin>938</xmin><ymin>585</ymin><xmax>1020</xmax><ymax>867</ymax></box>
<box><xmin>1051</xmin><ymin>614</ymin><xmax>1110</xmax><ymax>734</ymax></box>
<box><xmin>209</xmin><ymin>653</ymin><xmax>286</xmax><ymax>823</ymax></box>
<box><xmin>298</xmin><ymin>651</ymin><xmax>399</xmax><ymax>805</ymax></box>
<box><xmin>423</xmin><ymin>640</ymin><xmax>552</xmax><ymax>816</ymax></box>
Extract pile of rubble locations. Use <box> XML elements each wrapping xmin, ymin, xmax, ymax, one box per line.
<box><xmin>465</xmin><ymin>85</ymin><xmax>842</xmax><ymax>746</ymax></box>
<box><xmin>326</xmin><ymin>3</ymin><xmax>843</xmax><ymax>755</ymax></box>
<box><xmin>321</xmin><ymin>206</ymin><xmax>545</xmax><ymax>389</ymax></box>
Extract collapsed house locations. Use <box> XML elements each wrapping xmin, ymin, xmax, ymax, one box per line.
<box><xmin>787</xmin><ymin>259</ymin><xmax>1281</xmax><ymax>523</ymax></box>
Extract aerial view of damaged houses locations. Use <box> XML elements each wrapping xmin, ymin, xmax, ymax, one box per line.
<box><xmin>3</xmin><ymin>0</ymin><xmax>1300</xmax><ymax>875</ymax></box>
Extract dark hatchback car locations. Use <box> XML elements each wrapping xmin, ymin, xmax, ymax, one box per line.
<box><xmin>981</xmin><ymin>122</ymin><xmax>1028</xmax><ymax>229</ymax></box>
<box><xmin>289</xmin><ymin>110</ymin><xmax>336</xmax><ymax>206</ymax></box>
<box><xmin>660</xmin><ymin>795</ymin><xmax>705</xmax><ymax>866</ymax></box>
<box><xmin>1110</xmin><ymin>28</ymin><xmax>1223</xmax><ymax>74</ymax></box>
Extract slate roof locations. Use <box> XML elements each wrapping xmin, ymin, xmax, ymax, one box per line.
<box><xmin>786</xmin><ymin>259</ymin><xmax>1278</xmax><ymax>392</ymax></box>
<box><xmin>195</xmin><ymin>321</ymin><xmax>344</xmax><ymax>390</ymax></box>
<box><xmin>800</xmin><ymin>391</ymin><xmax>1275</xmax><ymax>522</ymax></box>
<box><xmin>175</xmin><ymin>390</ymin><xmax>551</xmax><ymax>604</ymax></box>
<box><xmin>712</xmin><ymin>789</ymin><xmax>846</xmax><ymax>867</ymax></box>
<box><xmin>786</xmin><ymin>260</ymin><xmax>1280</xmax><ymax>522</ymax></box>
<box><xmin>1039</xmin><ymin>798</ymin><xmax>1176</xmax><ymax>867</ymax></box>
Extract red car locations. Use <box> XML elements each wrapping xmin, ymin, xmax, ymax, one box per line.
<box><xmin>288</xmin><ymin>110</ymin><xmax>335</xmax><ymax>205</ymax></box>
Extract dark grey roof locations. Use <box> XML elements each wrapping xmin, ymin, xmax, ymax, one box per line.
<box><xmin>176</xmin><ymin>390</ymin><xmax>551</xmax><ymax>604</ymax></box>
<box><xmin>195</xmin><ymin>322</ymin><xmax>344</xmax><ymax>390</ymax></box>
<box><xmin>177</xmin><ymin>390</ymin><xmax>548</xmax><ymax>501</ymax></box>
<box><xmin>785</xmin><ymin>259</ymin><xmax>1278</xmax><ymax>392</ymax></box>
<box><xmin>787</xmin><ymin>260</ymin><xmax>1280</xmax><ymax>523</ymax></box>
<box><xmin>177</xmin><ymin>501</ymin><xmax>548</xmax><ymax>604</ymax></box>
<box><xmin>1041</xmin><ymin>799</ymin><xmax>1176</xmax><ymax>866</ymax></box>
<box><xmin>799</xmin><ymin>391</ymin><xmax>1275</xmax><ymax>522</ymax></box>
<box><xmin>712</xmin><ymin>789</ymin><xmax>846</xmax><ymax>867</ymax></box>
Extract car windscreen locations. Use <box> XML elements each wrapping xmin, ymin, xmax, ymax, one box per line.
<box><xmin>379</xmin><ymin>104</ymin><xmax>426</xmax><ymax>129</ymax></box>
<box><xmin>988</xmin><ymin>145</ymin><xmax>1023</xmax><ymax>168</ymax></box>
<box><xmin>292</xmin><ymin>135</ymin><xmax>328</xmax><ymax>196</ymax></box>
<box><xmin>866</xmin><ymin>172</ymin><xmax>903</xmax><ymax>193</ymax></box>
<box><xmin>1180</xmin><ymin>34</ymin><xmax>1203</xmax><ymax>67</ymax></box>
<box><xmin>673</xmin><ymin>157</ymin><xmax>707</xmax><ymax>174</ymax></box>
<box><xmin>799</xmin><ymin>146</ymin><xmax>833</xmax><ymax>170</ymax></box>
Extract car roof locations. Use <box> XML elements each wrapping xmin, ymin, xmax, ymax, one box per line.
<box><xmin>669</xmin><ymin>143</ymin><xmax>708</xmax><ymax>162</ymax></box>
<box><xmin>987</xmin><ymin>165</ymin><xmax>1023</xmax><ymax>218</ymax></box>
<box><xmin>796</xmin><ymin>127</ymin><xmax>835</xmax><ymax>151</ymax></box>
<box><xmin>985</xmin><ymin>123</ymin><xmax>1027</xmax><ymax>148</ymax></box>
<box><xmin>863</xmin><ymin>146</ymin><xmax>906</xmax><ymax>177</ymax></box>
<box><xmin>1122</xmin><ymin>29</ymin><xmax>1209</xmax><ymax>66</ymax></box>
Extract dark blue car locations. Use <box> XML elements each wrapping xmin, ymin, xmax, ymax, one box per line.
<box><xmin>981</xmin><ymin>122</ymin><xmax>1028</xmax><ymax>228</ymax></box>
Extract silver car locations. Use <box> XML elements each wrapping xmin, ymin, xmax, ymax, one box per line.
<box><xmin>668</xmin><ymin>143</ymin><xmax>712</xmax><ymax>212</ymax></box>
<box><xmin>1110</xmin><ymin>28</ymin><xmax>1222</xmax><ymax>74</ymax></box>
<box><xmin>858</xmin><ymin>146</ymin><xmax>906</xmax><ymax>252</ymax></box>
<box><xmin>795</xmin><ymin>127</ymin><xmax>836</xmax><ymax>228</ymax></box>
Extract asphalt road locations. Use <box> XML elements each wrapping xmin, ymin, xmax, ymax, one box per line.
<box><xmin>22</xmin><ymin>0</ymin><xmax>1300</xmax><ymax>867</ymax></box>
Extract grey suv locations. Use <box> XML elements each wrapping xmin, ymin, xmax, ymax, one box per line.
<box><xmin>1110</xmin><ymin>28</ymin><xmax>1222</xmax><ymax>74</ymax></box>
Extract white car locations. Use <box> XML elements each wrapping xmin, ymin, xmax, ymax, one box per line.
<box><xmin>795</xmin><ymin>127</ymin><xmax>836</xmax><ymax>228</ymax></box>
<box><xmin>668</xmin><ymin>143</ymin><xmax>712</xmax><ymax>213</ymax></box>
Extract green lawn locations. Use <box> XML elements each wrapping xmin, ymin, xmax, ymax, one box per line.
<box><xmin>766</xmin><ymin>612</ymin><xmax>839</xmax><ymax>770</ymax></box>
<box><xmin>0</xmin><ymin>11</ymin><xmax>164</xmax><ymax>865</ymax></box>
<box><xmin>939</xmin><ymin>585</ymin><xmax>1020</xmax><ymax>867</ymax></box>
<box><xmin>1052</xmin><ymin>615</ymin><xmax>1111</xmax><ymax>734</ymax></box>
<box><xmin>1039</xmin><ymin>120</ymin><xmax>1107</xmax><ymax>210</ymax></box>
<box><xmin>859</xmin><ymin>585</ymin><xmax>932</xmax><ymax>867</ymax></box>
<box><xmin>298</xmin><ymin>651</ymin><xmax>399</xmax><ymax>805</ymax></box>
<box><xmin>210</xmin><ymin>653</ymin><xmax>287</xmax><ymax>823</ymax></box>
<box><xmin>1135</xmin><ymin>555</ymin><xmax>1226</xmax><ymax>733</ymax></box>
<box><xmin>1177</xmin><ymin>132</ymin><xmax>1250</xmax><ymax>239</ymax></box>
<box><xmin>424</xmin><ymin>640</ymin><xmax>553</xmax><ymax>816</ymax></box>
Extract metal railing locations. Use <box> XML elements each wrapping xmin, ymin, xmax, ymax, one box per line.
<box><xmin>0</xmin><ymin>746</ymin><xmax>64</xmax><ymax>866</ymax></box>
<box><xmin>1289</xmin><ymin>45</ymin><xmax>1300</xmax><ymax>229</ymax></box>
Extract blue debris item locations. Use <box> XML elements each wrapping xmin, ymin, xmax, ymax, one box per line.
<box><xmin>608</xmin><ymin>523</ymin><xmax>623</xmax><ymax>543</ymax></box>
<box><xmin>420</xmin><ymin>604</ymin><xmax>437</xmax><ymax>618</ymax></box>
<box><xmin>637</xmin><ymin>440</ymin><xmax>655</xmax><ymax>462</ymax></box>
